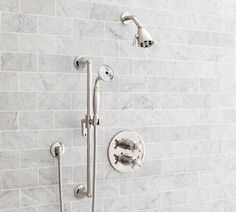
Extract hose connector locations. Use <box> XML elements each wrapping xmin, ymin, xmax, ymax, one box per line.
<box><xmin>50</xmin><ymin>142</ymin><xmax>65</xmax><ymax>158</ymax></box>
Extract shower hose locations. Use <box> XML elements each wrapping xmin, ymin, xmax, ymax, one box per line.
<box><xmin>56</xmin><ymin>146</ymin><xmax>64</xmax><ymax>212</ymax></box>
<box><xmin>92</xmin><ymin>124</ymin><xmax>98</xmax><ymax>212</ymax></box>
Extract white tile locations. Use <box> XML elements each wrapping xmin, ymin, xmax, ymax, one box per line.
<box><xmin>20</xmin><ymin>0</ymin><xmax>55</xmax><ymax>15</ymax></box>
<box><xmin>19</xmin><ymin>73</ymin><xmax>54</xmax><ymax>91</ymax></box>
<box><xmin>1</xmin><ymin>13</ymin><xmax>37</xmax><ymax>33</ymax></box>
<box><xmin>0</xmin><ymin>0</ymin><xmax>19</xmax><ymax>12</ymax></box>
<box><xmin>1</xmin><ymin>52</ymin><xmax>37</xmax><ymax>72</ymax></box>
<box><xmin>19</xmin><ymin>111</ymin><xmax>54</xmax><ymax>129</ymax></box>
<box><xmin>38</xmin><ymin>16</ymin><xmax>73</xmax><ymax>35</ymax></box>
<box><xmin>56</xmin><ymin>0</ymin><xmax>89</xmax><ymax>18</ymax></box>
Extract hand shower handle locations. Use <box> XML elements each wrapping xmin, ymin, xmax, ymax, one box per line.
<box><xmin>93</xmin><ymin>79</ymin><xmax>100</xmax><ymax>126</ymax></box>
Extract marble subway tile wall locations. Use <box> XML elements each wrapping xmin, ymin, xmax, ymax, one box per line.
<box><xmin>0</xmin><ymin>0</ymin><xmax>236</xmax><ymax>211</ymax></box>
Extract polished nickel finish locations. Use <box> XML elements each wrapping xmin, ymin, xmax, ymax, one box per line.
<box><xmin>115</xmin><ymin>138</ymin><xmax>141</xmax><ymax>152</ymax></box>
<box><xmin>74</xmin><ymin>56</ymin><xmax>92</xmax><ymax>198</ymax></box>
<box><xmin>73</xmin><ymin>57</ymin><xmax>114</xmax><ymax>208</ymax></box>
<box><xmin>108</xmin><ymin>131</ymin><xmax>145</xmax><ymax>173</ymax></box>
<box><xmin>121</xmin><ymin>11</ymin><xmax>142</xmax><ymax>27</ymax></box>
<box><xmin>120</xmin><ymin>11</ymin><xmax>133</xmax><ymax>25</ymax></box>
<box><xmin>114</xmin><ymin>153</ymin><xmax>141</xmax><ymax>168</ymax></box>
<box><xmin>74</xmin><ymin>57</ymin><xmax>114</xmax><ymax>212</ymax></box>
<box><xmin>120</xmin><ymin>11</ymin><xmax>154</xmax><ymax>48</ymax></box>
<box><xmin>50</xmin><ymin>142</ymin><xmax>65</xmax><ymax>212</ymax></box>
<box><xmin>74</xmin><ymin>56</ymin><xmax>88</xmax><ymax>71</ymax></box>
<box><xmin>74</xmin><ymin>185</ymin><xmax>87</xmax><ymax>199</ymax></box>
<box><xmin>91</xmin><ymin>65</ymin><xmax>114</xmax><ymax>212</ymax></box>
<box><xmin>50</xmin><ymin>142</ymin><xmax>65</xmax><ymax>158</ymax></box>
<box><xmin>93</xmin><ymin>65</ymin><xmax>114</xmax><ymax>125</ymax></box>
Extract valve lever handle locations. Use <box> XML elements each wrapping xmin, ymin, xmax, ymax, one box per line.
<box><xmin>114</xmin><ymin>153</ymin><xmax>141</xmax><ymax>168</ymax></box>
<box><xmin>114</xmin><ymin>138</ymin><xmax>141</xmax><ymax>152</ymax></box>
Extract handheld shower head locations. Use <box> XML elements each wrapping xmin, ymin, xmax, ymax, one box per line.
<box><xmin>93</xmin><ymin>65</ymin><xmax>114</xmax><ymax>125</ymax></box>
<box><xmin>97</xmin><ymin>65</ymin><xmax>114</xmax><ymax>82</ymax></box>
<box><xmin>120</xmin><ymin>11</ymin><xmax>154</xmax><ymax>48</ymax></box>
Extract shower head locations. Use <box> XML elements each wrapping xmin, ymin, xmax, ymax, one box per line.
<box><xmin>137</xmin><ymin>27</ymin><xmax>154</xmax><ymax>48</ymax></box>
<box><xmin>120</xmin><ymin>11</ymin><xmax>154</xmax><ymax>48</ymax></box>
<box><xmin>93</xmin><ymin>65</ymin><xmax>114</xmax><ymax>124</ymax></box>
<box><xmin>97</xmin><ymin>65</ymin><xmax>114</xmax><ymax>82</ymax></box>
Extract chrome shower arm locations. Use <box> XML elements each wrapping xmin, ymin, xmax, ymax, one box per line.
<box><xmin>120</xmin><ymin>14</ymin><xmax>142</xmax><ymax>28</ymax></box>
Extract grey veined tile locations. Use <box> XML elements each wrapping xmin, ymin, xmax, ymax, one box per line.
<box><xmin>19</xmin><ymin>111</ymin><xmax>54</xmax><ymax>129</ymax></box>
<box><xmin>134</xmin><ymin>193</ymin><xmax>161</xmax><ymax>210</ymax></box>
<box><xmin>0</xmin><ymin>190</ymin><xmax>20</xmax><ymax>209</ymax></box>
<box><xmin>19</xmin><ymin>73</ymin><xmax>54</xmax><ymax>91</ymax></box>
<box><xmin>55</xmin><ymin>73</ymin><xmax>86</xmax><ymax>91</ymax></box>
<box><xmin>105</xmin><ymin>22</ymin><xmax>133</xmax><ymax>40</ymax></box>
<box><xmin>0</xmin><ymin>92</ymin><xmax>36</xmax><ymax>110</ymax></box>
<box><xmin>3</xmin><ymin>208</ymin><xmax>38</xmax><ymax>212</ymax></box>
<box><xmin>20</xmin><ymin>149</ymin><xmax>55</xmax><ymax>168</ymax></box>
<box><xmin>1</xmin><ymin>130</ymin><xmax>38</xmax><ymax>150</ymax></box>
<box><xmin>38</xmin><ymin>54</ymin><xmax>72</xmax><ymax>73</ymax></box>
<box><xmin>38</xmin><ymin>16</ymin><xmax>73</xmax><ymax>35</ymax></box>
<box><xmin>161</xmin><ymin>190</ymin><xmax>187</xmax><ymax>208</ymax></box>
<box><xmin>73</xmin><ymin>19</ymin><xmax>104</xmax><ymax>38</ymax></box>
<box><xmin>56</xmin><ymin>0</ymin><xmax>89</xmax><ymax>18</ymax></box>
<box><xmin>1</xmin><ymin>13</ymin><xmax>37</xmax><ymax>33</ymax></box>
<box><xmin>104</xmin><ymin>196</ymin><xmax>133</xmax><ymax>212</ymax></box>
<box><xmin>21</xmin><ymin>186</ymin><xmax>58</xmax><ymax>207</ymax></box>
<box><xmin>72</xmin><ymin>199</ymin><xmax>103</xmax><ymax>212</ymax></box>
<box><xmin>38</xmin><ymin>129</ymin><xmax>73</xmax><ymax>148</ymax></box>
<box><xmin>61</xmin><ymin>146</ymin><xmax>87</xmax><ymax>166</ymax></box>
<box><xmin>120</xmin><ymin>178</ymin><xmax>148</xmax><ymax>195</ymax></box>
<box><xmin>0</xmin><ymin>72</ymin><xmax>18</xmax><ymax>91</ymax></box>
<box><xmin>0</xmin><ymin>33</ymin><xmax>18</xmax><ymax>51</ymax></box>
<box><xmin>162</xmin><ymin>125</ymin><xmax>210</xmax><ymax>142</ymax></box>
<box><xmin>119</xmin><ymin>111</ymin><xmax>147</xmax><ymax>127</ymax></box>
<box><xmin>55</xmin><ymin>36</ymin><xmax>88</xmax><ymax>55</ymax></box>
<box><xmin>118</xmin><ymin>76</ymin><xmax>148</xmax><ymax>92</ymax></box>
<box><xmin>103</xmin><ymin>58</ymin><xmax>133</xmax><ymax>75</ymax></box>
<box><xmin>1</xmin><ymin>52</ymin><xmax>37</xmax><ymax>72</ymax></box>
<box><xmin>73</xmin><ymin>164</ymin><xmax>105</xmax><ymax>182</ymax></box>
<box><xmin>39</xmin><ymin>166</ymin><xmax>72</xmax><ymax>186</ymax></box>
<box><xmin>148</xmin><ymin>77</ymin><xmax>199</xmax><ymax>93</ymax></box>
<box><xmin>37</xmin><ymin>92</ymin><xmax>71</xmax><ymax>110</ymax></box>
<box><xmin>20</xmin><ymin>0</ymin><xmax>55</xmax><ymax>15</ymax></box>
<box><xmin>55</xmin><ymin>111</ymin><xmax>84</xmax><ymax>128</ymax></box>
<box><xmin>0</xmin><ymin>0</ymin><xmax>19</xmax><ymax>12</ymax></box>
<box><xmin>2</xmin><ymin>169</ymin><xmax>38</xmax><ymax>189</ymax></box>
<box><xmin>89</xmin><ymin>3</ymin><xmax>119</xmax><ymax>22</ymax></box>
<box><xmin>0</xmin><ymin>151</ymin><xmax>19</xmax><ymax>170</ymax></box>
<box><xmin>89</xmin><ymin>39</ymin><xmax>119</xmax><ymax>57</ymax></box>
<box><xmin>0</xmin><ymin>112</ymin><xmax>18</xmax><ymax>130</ymax></box>
<box><xmin>96</xmin><ymin>180</ymin><xmax>120</xmax><ymax>198</ymax></box>
<box><xmin>148</xmin><ymin>109</ymin><xmax>200</xmax><ymax>126</ymax></box>
<box><xmin>19</xmin><ymin>34</ymin><xmax>56</xmax><ymax>54</ymax></box>
<box><xmin>38</xmin><ymin>203</ymin><xmax>71</xmax><ymax>212</ymax></box>
<box><xmin>149</xmin><ymin>173</ymin><xmax>199</xmax><ymax>192</ymax></box>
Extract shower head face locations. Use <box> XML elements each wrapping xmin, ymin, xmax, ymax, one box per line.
<box><xmin>98</xmin><ymin>65</ymin><xmax>114</xmax><ymax>82</ymax></box>
<box><xmin>137</xmin><ymin>27</ymin><xmax>154</xmax><ymax>48</ymax></box>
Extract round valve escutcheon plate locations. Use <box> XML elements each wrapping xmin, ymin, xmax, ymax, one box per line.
<box><xmin>108</xmin><ymin>131</ymin><xmax>145</xmax><ymax>173</ymax></box>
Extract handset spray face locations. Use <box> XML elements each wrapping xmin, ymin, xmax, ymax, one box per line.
<box><xmin>93</xmin><ymin>65</ymin><xmax>114</xmax><ymax>125</ymax></box>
